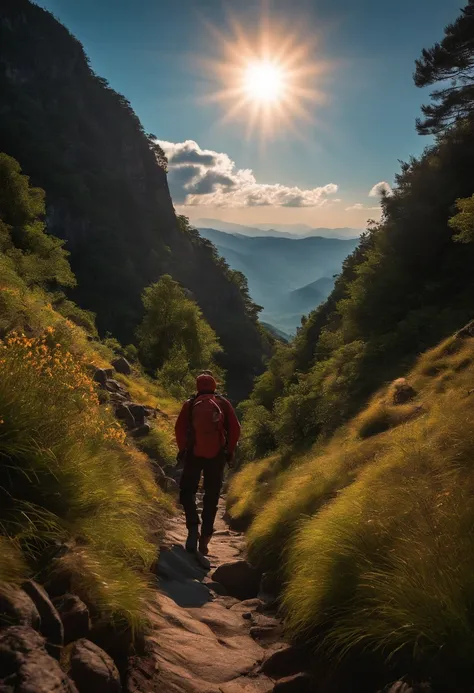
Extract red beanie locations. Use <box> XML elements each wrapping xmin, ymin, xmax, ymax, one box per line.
<box><xmin>196</xmin><ymin>374</ymin><xmax>216</xmax><ymax>393</ymax></box>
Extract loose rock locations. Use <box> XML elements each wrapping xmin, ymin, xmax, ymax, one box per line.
<box><xmin>93</xmin><ymin>369</ymin><xmax>107</xmax><ymax>387</ymax></box>
<box><xmin>261</xmin><ymin>646</ymin><xmax>309</xmax><ymax>679</ymax></box>
<box><xmin>52</xmin><ymin>594</ymin><xmax>90</xmax><ymax>645</ymax></box>
<box><xmin>115</xmin><ymin>403</ymin><xmax>136</xmax><ymax>430</ymax></box>
<box><xmin>0</xmin><ymin>626</ymin><xmax>78</xmax><ymax>692</ymax></box>
<box><xmin>130</xmin><ymin>423</ymin><xmax>151</xmax><ymax>438</ymax></box>
<box><xmin>69</xmin><ymin>638</ymin><xmax>121</xmax><ymax>693</ymax></box>
<box><xmin>22</xmin><ymin>581</ymin><xmax>64</xmax><ymax>657</ymax></box>
<box><xmin>127</xmin><ymin>403</ymin><xmax>147</xmax><ymax>426</ymax></box>
<box><xmin>0</xmin><ymin>585</ymin><xmax>40</xmax><ymax>630</ymax></box>
<box><xmin>212</xmin><ymin>561</ymin><xmax>261</xmax><ymax>601</ymax></box>
<box><xmin>111</xmin><ymin>357</ymin><xmax>131</xmax><ymax>375</ymax></box>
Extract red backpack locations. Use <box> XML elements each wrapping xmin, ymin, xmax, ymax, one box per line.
<box><xmin>189</xmin><ymin>394</ymin><xmax>226</xmax><ymax>459</ymax></box>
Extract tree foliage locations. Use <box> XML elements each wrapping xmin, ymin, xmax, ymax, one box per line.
<box><xmin>137</xmin><ymin>275</ymin><xmax>223</xmax><ymax>397</ymax></box>
<box><xmin>415</xmin><ymin>1</ymin><xmax>474</xmax><ymax>134</ymax></box>
<box><xmin>449</xmin><ymin>194</ymin><xmax>474</xmax><ymax>243</ymax></box>
<box><xmin>0</xmin><ymin>153</ymin><xmax>75</xmax><ymax>289</ymax></box>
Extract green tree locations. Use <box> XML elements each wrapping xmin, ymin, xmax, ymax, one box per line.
<box><xmin>0</xmin><ymin>153</ymin><xmax>75</xmax><ymax>288</ymax></box>
<box><xmin>415</xmin><ymin>1</ymin><xmax>474</xmax><ymax>135</ymax></box>
<box><xmin>449</xmin><ymin>194</ymin><xmax>474</xmax><ymax>242</ymax></box>
<box><xmin>137</xmin><ymin>275</ymin><xmax>223</xmax><ymax>395</ymax></box>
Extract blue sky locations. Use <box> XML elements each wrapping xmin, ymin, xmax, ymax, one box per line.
<box><xmin>39</xmin><ymin>0</ymin><xmax>461</xmax><ymax>229</ymax></box>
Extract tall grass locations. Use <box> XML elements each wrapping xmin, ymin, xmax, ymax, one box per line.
<box><xmin>0</xmin><ymin>329</ymin><xmax>172</xmax><ymax>628</ymax></box>
<box><xmin>231</xmin><ymin>332</ymin><xmax>474</xmax><ymax>682</ymax></box>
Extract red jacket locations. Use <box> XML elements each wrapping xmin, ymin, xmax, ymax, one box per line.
<box><xmin>175</xmin><ymin>394</ymin><xmax>241</xmax><ymax>457</ymax></box>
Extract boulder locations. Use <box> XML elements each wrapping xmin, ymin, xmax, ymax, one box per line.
<box><xmin>111</xmin><ymin>357</ymin><xmax>131</xmax><ymax>375</ymax></box>
<box><xmin>129</xmin><ymin>423</ymin><xmax>151</xmax><ymax>438</ymax></box>
<box><xmin>127</xmin><ymin>403</ymin><xmax>147</xmax><ymax>427</ymax></box>
<box><xmin>230</xmin><ymin>598</ymin><xmax>265</xmax><ymax>613</ymax></box>
<box><xmin>92</xmin><ymin>369</ymin><xmax>108</xmax><ymax>387</ymax></box>
<box><xmin>0</xmin><ymin>626</ymin><xmax>78</xmax><ymax>692</ymax></box>
<box><xmin>22</xmin><ymin>581</ymin><xmax>63</xmax><ymax>657</ymax></box>
<box><xmin>261</xmin><ymin>646</ymin><xmax>308</xmax><ymax>679</ymax></box>
<box><xmin>272</xmin><ymin>673</ymin><xmax>312</xmax><ymax>693</ymax></box>
<box><xmin>52</xmin><ymin>594</ymin><xmax>90</xmax><ymax>645</ymax></box>
<box><xmin>105</xmin><ymin>379</ymin><xmax>123</xmax><ymax>393</ymax></box>
<box><xmin>114</xmin><ymin>404</ymin><xmax>135</xmax><ymax>430</ymax></box>
<box><xmin>69</xmin><ymin>639</ymin><xmax>121</xmax><ymax>693</ymax></box>
<box><xmin>0</xmin><ymin>585</ymin><xmax>40</xmax><ymax>630</ymax></box>
<box><xmin>104</xmin><ymin>368</ymin><xmax>115</xmax><ymax>379</ymax></box>
<box><xmin>212</xmin><ymin>561</ymin><xmax>261</xmax><ymax>601</ymax></box>
<box><xmin>391</xmin><ymin>378</ymin><xmax>417</xmax><ymax>405</ymax></box>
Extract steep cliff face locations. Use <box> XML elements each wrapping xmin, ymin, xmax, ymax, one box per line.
<box><xmin>0</xmin><ymin>0</ymin><xmax>267</xmax><ymax>398</ymax></box>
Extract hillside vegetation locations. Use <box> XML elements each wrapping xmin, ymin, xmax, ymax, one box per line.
<box><xmin>229</xmin><ymin>2</ymin><xmax>474</xmax><ymax>688</ymax></box>
<box><xmin>0</xmin><ymin>151</ymin><xmax>180</xmax><ymax>631</ymax></box>
<box><xmin>0</xmin><ymin>0</ymin><xmax>271</xmax><ymax>400</ymax></box>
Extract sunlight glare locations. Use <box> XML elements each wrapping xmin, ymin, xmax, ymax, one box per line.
<box><xmin>244</xmin><ymin>61</ymin><xmax>284</xmax><ymax>102</ymax></box>
<box><xmin>198</xmin><ymin>10</ymin><xmax>331</xmax><ymax>141</ymax></box>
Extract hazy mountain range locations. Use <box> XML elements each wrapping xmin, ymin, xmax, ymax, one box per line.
<box><xmin>195</xmin><ymin>218</ymin><xmax>362</xmax><ymax>240</ymax></box>
<box><xmin>198</xmin><ymin>227</ymin><xmax>359</xmax><ymax>335</ymax></box>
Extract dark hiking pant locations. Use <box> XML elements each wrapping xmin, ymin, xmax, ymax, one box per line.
<box><xmin>179</xmin><ymin>454</ymin><xmax>225</xmax><ymax>537</ymax></box>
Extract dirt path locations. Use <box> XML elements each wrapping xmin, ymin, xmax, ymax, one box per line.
<box><xmin>127</xmin><ymin>496</ymin><xmax>288</xmax><ymax>693</ymax></box>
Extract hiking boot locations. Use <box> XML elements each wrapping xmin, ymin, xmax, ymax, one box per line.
<box><xmin>185</xmin><ymin>526</ymin><xmax>200</xmax><ymax>553</ymax></box>
<box><xmin>198</xmin><ymin>534</ymin><xmax>212</xmax><ymax>556</ymax></box>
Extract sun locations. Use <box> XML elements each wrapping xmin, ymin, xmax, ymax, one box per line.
<box><xmin>244</xmin><ymin>61</ymin><xmax>285</xmax><ymax>103</ymax></box>
<box><xmin>196</xmin><ymin>10</ymin><xmax>330</xmax><ymax>140</ymax></box>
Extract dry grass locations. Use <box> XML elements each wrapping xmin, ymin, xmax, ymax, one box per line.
<box><xmin>230</xmin><ymin>331</ymin><xmax>474</xmax><ymax>681</ymax></box>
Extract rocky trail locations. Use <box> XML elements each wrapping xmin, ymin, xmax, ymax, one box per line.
<box><xmin>127</xmin><ymin>495</ymin><xmax>310</xmax><ymax>693</ymax></box>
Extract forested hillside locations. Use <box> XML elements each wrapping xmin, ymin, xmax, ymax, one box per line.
<box><xmin>239</xmin><ymin>9</ymin><xmax>474</xmax><ymax>453</ymax></box>
<box><xmin>0</xmin><ymin>0</ymin><xmax>269</xmax><ymax>400</ymax></box>
<box><xmin>229</xmin><ymin>2</ymin><xmax>474</xmax><ymax>689</ymax></box>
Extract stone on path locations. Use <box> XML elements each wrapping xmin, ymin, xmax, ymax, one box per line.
<box><xmin>261</xmin><ymin>646</ymin><xmax>309</xmax><ymax>679</ymax></box>
<box><xmin>0</xmin><ymin>626</ymin><xmax>78</xmax><ymax>692</ymax></box>
<box><xmin>69</xmin><ymin>638</ymin><xmax>121</xmax><ymax>693</ymax></box>
<box><xmin>22</xmin><ymin>580</ymin><xmax>64</xmax><ymax>657</ymax></box>
<box><xmin>128</xmin><ymin>496</ymin><xmax>285</xmax><ymax>693</ymax></box>
<box><xmin>212</xmin><ymin>561</ymin><xmax>261</xmax><ymax>600</ymax></box>
<box><xmin>0</xmin><ymin>585</ymin><xmax>40</xmax><ymax>630</ymax></box>
<box><xmin>52</xmin><ymin>594</ymin><xmax>90</xmax><ymax>645</ymax></box>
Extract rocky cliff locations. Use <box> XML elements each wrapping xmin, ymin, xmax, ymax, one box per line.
<box><xmin>0</xmin><ymin>0</ymin><xmax>267</xmax><ymax>399</ymax></box>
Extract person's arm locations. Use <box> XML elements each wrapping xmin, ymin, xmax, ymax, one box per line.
<box><xmin>175</xmin><ymin>400</ymin><xmax>190</xmax><ymax>453</ymax></box>
<box><xmin>223</xmin><ymin>399</ymin><xmax>241</xmax><ymax>455</ymax></box>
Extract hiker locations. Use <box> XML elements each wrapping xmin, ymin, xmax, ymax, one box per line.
<box><xmin>175</xmin><ymin>372</ymin><xmax>240</xmax><ymax>555</ymax></box>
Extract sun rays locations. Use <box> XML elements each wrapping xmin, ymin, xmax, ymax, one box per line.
<box><xmin>196</xmin><ymin>10</ymin><xmax>331</xmax><ymax>141</ymax></box>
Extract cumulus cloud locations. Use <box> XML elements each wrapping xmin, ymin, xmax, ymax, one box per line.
<box><xmin>158</xmin><ymin>139</ymin><xmax>338</xmax><ymax>208</ymax></box>
<box><xmin>369</xmin><ymin>181</ymin><xmax>392</xmax><ymax>198</ymax></box>
<box><xmin>346</xmin><ymin>203</ymin><xmax>381</xmax><ymax>212</ymax></box>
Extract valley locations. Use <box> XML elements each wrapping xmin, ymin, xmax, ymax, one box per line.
<box><xmin>198</xmin><ymin>227</ymin><xmax>358</xmax><ymax>334</ymax></box>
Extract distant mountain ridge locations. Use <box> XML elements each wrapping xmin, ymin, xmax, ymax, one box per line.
<box><xmin>198</xmin><ymin>227</ymin><xmax>358</xmax><ymax>334</ymax></box>
<box><xmin>196</xmin><ymin>218</ymin><xmax>361</xmax><ymax>240</ymax></box>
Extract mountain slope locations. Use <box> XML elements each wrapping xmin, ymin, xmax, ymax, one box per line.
<box><xmin>198</xmin><ymin>227</ymin><xmax>357</xmax><ymax>332</ymax></box>
<box><xmin>0</xmin><ymin>0</ymin><xmax>267</xmax><ymax>399</ymax></box>
<box><xmin>196</xmin><ymin>219</ymin><xmax>361</xmax><ymax>240</ymax></box>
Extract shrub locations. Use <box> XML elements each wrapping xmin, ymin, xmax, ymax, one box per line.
<box><xmin>0</xmin><ymin>329</ymin><xmax>171</xmax><ymax>628</ymax></box>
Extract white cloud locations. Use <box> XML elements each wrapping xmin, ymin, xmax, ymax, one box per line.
<box><xmin>346</xmin><ymin>203</ymin><xmax>381</xmax><ymax>212</ymax></box>
<box><xmin>158</xmin><ymin>139</ymin><xmax>338</xmax><ymax>208</ymax></box>
<box><xmin>369</xmin><ymin>181</ymin><xmax>392</xmax><ymax>198</ymax></box>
